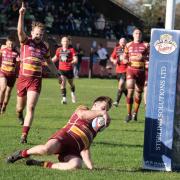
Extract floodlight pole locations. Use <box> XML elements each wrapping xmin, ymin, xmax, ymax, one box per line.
<box><xmin>165</xmin><ymin>0</ymin><xmax>176</xmax><ymax>30</ymax></box>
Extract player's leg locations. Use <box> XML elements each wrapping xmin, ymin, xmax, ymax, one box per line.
<box><xmin>144</xmin><ymin>82</ymin><xmax>147</xmax><ymax>106</ymax></box>
<box><xmin>60</xmin><ymin>75</ymin><xmax>67</xmax><ymax>104</ymax></box>
<box><xmin>67</xmin><ymin>78</ymin><xmax>76</xmax><ymax>103</ymax></box>
<box><xmin>16</xmin><ymin>96</ymin><xmax>26</xmax><ymax>125</ymax></box>
<box><xmin>26</xmin><ymin>155</ymin><xmax>82</xmax><ymax>170</ymax></box>
<box><xmin>1</xmin><ymin>75</ymin><xmax>16</xmax><ymax>113</ymax></box>
<box><xmin>0</xmin><ymin>77</ymin><xmax>7</xmax><ymax>112</ymax></box>
<box><xmin>132</xmin><ymin>84</ymin><xmax>144</xmax><ymax>121</ymax></box>
<box><xmin>7</xmin><ymin>139</ymin><xmax>61</xmax><ymax>163</ymax></box>
<box><xmin>125</xmin><ymin>78</ymin><xmax>135</xmax><ymax>122</ymax></box>
<box><xmin>1</xmin><ymin>86</ymin><xmax>13</xmax><ymax>113</ymax></box>
<box><xmin>132</xmin><ymin>71</ymin><xmax>145</xmax><ymax>121</ymax></box>
<box><xmin>113</xmin><ymin>73</ymin><xmax>126</xmax><ymax>107</ymax></box>
<box><xmin>20</xmin><ymin>91</ymin><xmax>39</xmax><ymax>143</ymax></box>
<box><xmin>144</xmin><ymin>70</ymin><xmax>148</xmax><ymax>106</ymax></box>
<box><xmin>16</xmin><ymin>77</ymin><xmax>27</xmax><ymax>124</ymax></box>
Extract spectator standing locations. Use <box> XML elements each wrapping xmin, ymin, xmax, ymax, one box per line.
<box><xmin>74</xmin><ymin>42</ymin><xmax>84</xmax><ymax>78</ymax></box>
<box><xmin>97</xmin><ymin>43</ymin><xmax>108</xmax><ymax>78</ymax></box>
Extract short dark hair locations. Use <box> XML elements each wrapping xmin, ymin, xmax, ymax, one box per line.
<box><xmin>133</xmin><ymin>28</ymin><xmax>142</xmax><ymax>33</ymax></box>
<box><xmin>93</xmin><ymin>96</ymin><xmax>113</xmax><ymax>110</ymax></box>
<box><xmin>6</xmin><ymin>36</ymin><xmax>15</xmax><ymax>42</ymax></box>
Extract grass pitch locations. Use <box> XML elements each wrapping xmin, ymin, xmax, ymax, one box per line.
<box><xmin>0</xmin><ymin>78</ymin><xmax>179</xmax><ymax>180</ymax></box>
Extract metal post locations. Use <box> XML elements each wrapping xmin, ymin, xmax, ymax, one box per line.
<box><xmin>165</xmin><ymin>0</ymin><xmax>176</xmax><ymax>30</ymax></box>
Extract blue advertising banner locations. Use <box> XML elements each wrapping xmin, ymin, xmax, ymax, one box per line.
<box><xmin>143</xmin><ymin>29</ymin><xmax>180</xmax><ymax>171</ymax></box>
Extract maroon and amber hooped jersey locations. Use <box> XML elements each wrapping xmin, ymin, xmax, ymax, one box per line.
<box><xmin>0</xmin><ymin>47</ymin><xmax>19</xmax><ymax>75</ymax></box>
<box><xmin>19</xmin><ymin>37</ymin><xmax>50</xmax><ymax>78</ymax></box>
<box><xmin>63</xmin><ymin>113</ymin><xmax>97</xmax><ymax>151</ymax></box>
<box><xmin>111</xmin><ymin>45</ymin><xmax>127</xmax><ymax>73</ymax></box>
<box><xmin>55</xmin><ymin>47</ymin><xmax>76</xmax><ymax>71</ymax></box>
<box><xmin>124</xmin><ymin>42</ymin><xmax>149</xmax><ymax>69</ymax></box>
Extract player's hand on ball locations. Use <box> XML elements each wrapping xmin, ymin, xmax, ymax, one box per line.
<box><xmin>102</xmin><ymin>111</ymin><xmax>111</xmax><ymax>127</ymax></box>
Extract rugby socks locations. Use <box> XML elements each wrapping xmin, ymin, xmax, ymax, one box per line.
<box><xmin>70</xmin><ymin>85</ymin><xmax>75</xmax><ymax>93</ymax></box>
<box><xmin>134</xmin><ymin>97</ymin><xmax>142</xmax><ymax>114</ymax></box>
<box><xmin>123</xmin><ymin>89</ymin><xmax>128</xmax><ymax>97</ymax></box>
<box><xmin>0</xmin><ymin>103</ymin><xmax>2</xmax><ymax>111</ymax></box>
<box><xmin>17</xmin><ymin>111</ymin><xmax>24</xmax><ymax>120</ymax></box>
<box><xmin>22</xmin><ymin>126</ymin><xmax>30</xmax><ymax>138</ymax></box>
<box><xmin>126</xmin><ymin>97</ymin><xmax>133</xmax><ymax>115</ymax></box>
<box><xmin>26</xmin><ymin>159</ymin><xmax>53</xmax><ymax>168</ymax></box>
<box><xmin>43</xmin><ymin>161</ymin><xmax>53</xmax><ymax>168</ymax></box>
<box><xmin>61</xmin><ymin>88</ymin><xmax>66</xmax><ymax>97</ymax></box>
<box><xmin>21</xmin><ymin>149</ymin><xmax>29</xmax><ymax>158</ymax></box>
<box><xmin>115</xmin><ymin>89</ymin><xmax>122</xmax><ymax>103</ymax></box>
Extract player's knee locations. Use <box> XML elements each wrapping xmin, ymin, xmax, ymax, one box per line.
<box><xmin>71</xmin><ymin>159</ymin><xmax>82</xmax><ymax>169</ymax></box>
<box><xmin>127</xmin><ymin>89</ymin><xmax>134</xmax><ymax>97</ymax></box>
<box><xmin>0</xmin><ymin>86</ymin><xmax>6</xmax><ymax>93</ymax></box>
<box><xmin>41</xmin><ymin>145</ymin><xmax>50</xmax><ymax>155</ymax></box>
<box><xmin>16</xmin><ymin>106</ymin><xmax>23</xmax><ymax>113</ymax></box>
<box><xmin>27</xmin><ymin>104</ymin><xmax>35</xmax><ymax>112</ymax></box>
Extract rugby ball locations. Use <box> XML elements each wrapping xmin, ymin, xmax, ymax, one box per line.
<box><xmin>92</xmin><ymin>116</ymin><xmax>106</xmax><ymax>132</ymax></box>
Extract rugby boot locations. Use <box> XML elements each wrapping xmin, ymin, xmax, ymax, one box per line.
<box><xmin>20</xmin><ymin>134</ymin><xmax>27</xmax><ymax>144</ymax></box>
<box><xmin>61</xmin><ymin>97</ymin><xmax>67</xmax><ymax>104</ymax></box>
<box><xmin>6</xmin><ymin>150</ymin><xmax>23</xmax><ymax>163</ymax></box>
<box><xmin>26</xmin><ymin>159</ymin><xmax>44</xmax><ymax>167</ymax></box>
<box><xmin>132</xmin><ymin>112</ymin><xmax>137</xmax><ymax>121</ymax></box>
<box><xmin>125</xmin><ymin>114</ymin><xmax>132</xmax><ymax>123</ymax></box>
<box><xmin>113</xmin><ymin>101</ymin><xmax>118</xmax><ymax>107</ymax></box>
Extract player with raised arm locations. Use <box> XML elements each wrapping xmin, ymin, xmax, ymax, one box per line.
<box><xmin>16</xmin><ymin>3</ymin><xmax>61</xmax><ymax>143</ymax></box>
<box><xmin>123</xmin><ymin>28</ymin><xmax>149</xmax><ymax>122</ymax></box>
<box><xmin>7</xmin><ymin>96</ymin><xmax>112</xmax><ymax>171</ymax></box>
<box><xmin>0</xmin><ymin>37</ymin><xmax>19</xmax><ymax>114</ymax></box>
<box><xmin>52</xmin><ymin>36</ymin><xmax>78</xmax><ymax>104</ymax></box>
<box><xmin>110</xmin><ymin>38</ymin><xmax>127</xmax><ymax>107</ymax></box>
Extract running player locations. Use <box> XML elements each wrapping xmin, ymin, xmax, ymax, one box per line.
<box><xmin>0</xmin><ymin>37</ymin><xmax>19</xmax><ymax>114</ymax></box>
<box><xmin>7</xmin><ymin>96</ymin><xmax>112</xmax><ymax>170</ymax></box>
<box><xmin>52</xmin><ymin>36</ymin><xmax>78</xmax><ymax>104</ymax></box>
<box><xmin>110</xmin><ymin>38</ymin><xmax>127</xmax><ymax>107</ymax></box>
<box><xmin>16</xmin><ymin>3</ymin><xmax>61</xmax><ymax>143</ymax></box>
<box><xmin>123</xmin><ymin>28</ymin><xmax>149</xmax><ymax>122</ymax></box>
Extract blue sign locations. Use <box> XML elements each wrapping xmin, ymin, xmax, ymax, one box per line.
<box><xmin>143</xmin><ymin>29</ymin><xmax>180</xmax><ymax>171</ymax></box>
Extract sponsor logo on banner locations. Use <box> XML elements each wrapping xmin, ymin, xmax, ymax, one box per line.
<box><xmin>154</xmin><ymin>34</ymin><xmax>177</xmax><ymax>54</ymax></box>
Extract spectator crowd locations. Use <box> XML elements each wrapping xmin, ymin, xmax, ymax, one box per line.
<box><xmin>0</xmin><ymin>0</ymin><xmax>132</xmax><ymax>40</ymax></box>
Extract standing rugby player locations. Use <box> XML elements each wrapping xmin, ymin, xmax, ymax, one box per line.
<box><xmin>0</xmin><ymin>37</ymin><xmax>19</xmax><ymax>114</ymax></box>
<box><xmin>123</xmin><ymin>28</ymin><xmax>149</xmax><ymax>122</ymax></box>
<box><xmin>52</xmin><ymin>36</ymin><xmax>78</xmax><ymax>104</ymax></box>
<box><xmin>110</xmin><ymin>38</ymin><xmax>127</xmax><ymax>107</ymax></box>
<box><xmin>16</xmin><ymin>3</ymin><xmax>61</xmax><ymax>143</ymax></box>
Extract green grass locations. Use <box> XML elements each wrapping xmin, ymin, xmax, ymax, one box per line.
<box><xmin>0</xmin><ymin>78</ymin><xmax>179</xmax><ymax>180</ymax></box>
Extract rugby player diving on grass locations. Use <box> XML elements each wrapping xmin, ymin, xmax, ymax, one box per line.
<box><xmin>7</xmin><ymin>96</ymin><xmax>112</xmax><ymax>170</ymax></box>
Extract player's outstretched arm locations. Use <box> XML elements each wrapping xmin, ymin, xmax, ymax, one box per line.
<box><xmin>17</xmin><ymin>2</ymin><xmax>27</xmax><ymax>43</ymax></box>
<box><xmin>81</xmin><ymin>149</ymin><xmax>93</xmax><ymax>170</ymax></box>
<box><xmin>76</xmin><ymin>109</ymin><xmax>108</xmax><ymax>121</ymax></box>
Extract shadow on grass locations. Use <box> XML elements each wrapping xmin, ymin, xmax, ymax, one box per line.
<box><xmin>94</xmin><ymin>141</ymin><xmax>142</xmax><ymax>148</ymax></box>
<box><xmin>94</xmin><ymin>167</ymin><xmax>143</xmax><ymax>173</ymax></box>
<box><xmin>94</xmin><ymin>167</ymin><xmax>172</xmax><ymax>173</ymax></box>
